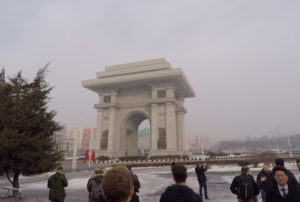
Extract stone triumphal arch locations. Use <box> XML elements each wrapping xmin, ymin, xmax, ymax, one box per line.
<box><xmin>82</xmin><ymin>58</ymin><xmax>195</xmax><ymax>158</ymax></box>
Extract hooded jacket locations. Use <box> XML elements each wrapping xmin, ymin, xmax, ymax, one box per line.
<box><xmin>48</xmin><ymin>172</ymin><xmax>68</xmax><ymax>200</ymax></box>
<box><xmin>160</xmin><ymin>184</ymin><xmax>202</xmax><ymax>202</ymax></box>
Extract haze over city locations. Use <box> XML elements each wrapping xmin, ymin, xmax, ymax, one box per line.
<box><xmin>1</xmin><ymin>0</ymin><xmax>300</xmax><ymax>142</ymax></box>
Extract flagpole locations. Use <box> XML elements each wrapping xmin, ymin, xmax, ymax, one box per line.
<box><xmin>88</xmin><ymin>129</ymin><xmax>92</xmax><ymax>171</ymax></box>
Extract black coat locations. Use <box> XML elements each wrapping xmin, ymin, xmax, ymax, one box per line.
<box><xmin>230</xmin><ymin>174</ymin><xmax>260</xmax><ymax>199</ymax></box>
<box><xmin>195</xmin><ymin>166</ymin><xmax>207</xmax><ymax>182</ymax></box>
<box><xmin>160</xmin><ymin>184</ymin><xmax>202</xmax><ymax>202</ymax></box>
<box><xmin>265</xmin><ymin>181</ymin><xmax>300</xmax><ymax>202</ymax></box>
<box><xmin>256</xmin><ymin>169</ymin><xmax>272</xmax><ymax>190</ymax></box>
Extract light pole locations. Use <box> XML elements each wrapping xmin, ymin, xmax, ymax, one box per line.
<box><xmin>277</xmin><ymin>125</ymin><xmax>293</xmax><ymax>158</ymax></box>
<box><xmin>84</xmin><ymin>116</ymin><xmax>96</xmax><ymax>171</ymax></box>
<box><xmin>72</xmin><ymin>127</ymin><xmax>79</xmax><ymax>172</ymax></box>
<box><xmin>88</xmin><ymin>130</ymin><xmax>92</xmax><ymax>171</ymax></box>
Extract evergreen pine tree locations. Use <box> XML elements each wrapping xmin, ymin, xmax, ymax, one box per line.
<box><xmin>0</xmin><ymin>65</ymin><xmax>63</xmax><ymax>192</ymax></box>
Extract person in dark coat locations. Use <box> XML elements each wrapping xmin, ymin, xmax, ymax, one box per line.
<box><xmin>195</xmin><ymin>162</ymin><xmax>209</xmax><ymax>200</ymax></box>
<box><xmin>126</xmin><ymin>165</ymin><xmax>141</xmax><ymax>202</ymax></box>
<box><xmin>230</xmin><ymin>166</ymin><xmax>260</xmax><ymax>202</ymax></box>
<box><xmin>264</xmin><ymin>166</ymin><xmax>300</xmax><ymax>202</ymax></box>
<box><xmin>261</xmin><ymin>158</ymin><xmax>299</xmax><ymax>192</ymax></box>
<box><xmin>296</xmin><ymin>159</ymin><xmax>300</xmax><ymax>183</ymax></box>
<box><xmin>160</xmin><ymin>164</ymin><xmax>202</xmax><ymax>202</ymax></box>
<box><xmin>256</xmin><ymin>163</ymin><xmax>272</xmax><ymax>202</ymax></box>
<box><xmin>87</xmin><ymin>168</ymin><xmax>106</xmax><ymax>202</ymax></box>
<box><xmin>273</xmin><ymin>159</ymin><xmax>298</xmax><ymax>186</ymax></box>
<box><xmin>48</xmin><ymin>166</ymin><xmax>68</xmax><ymax>202</ymax></box>
<box><xmin>171</xmin><ymin>161</ymin><xmax>176</xmax><ymax>168</ymax></box>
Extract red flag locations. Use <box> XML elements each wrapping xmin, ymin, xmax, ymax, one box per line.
<box><xmin>85</xmin><ymin>151</ymin><xmax>89</xmax><ymax>161</ymax></box>
<box><xmin>91</xmin><ymin>151</ymin><xmax>95</xmax><ymax>162</ymax></box>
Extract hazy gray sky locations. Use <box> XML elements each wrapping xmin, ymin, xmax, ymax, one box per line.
<box><xmin>1</xmin><ymin>0</ymin><xmax>300</xmax><ymax>142</ymax></box>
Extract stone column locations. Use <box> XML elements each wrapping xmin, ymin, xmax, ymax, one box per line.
<box><xmin>108</xmin><ymin>107</ymin><xmax>117</xmax><ymax>154</ymax></box>
<box><xmin>95</xmin><ymin>108</ymin><xmax>103</xmax><ymax>152</ymax></box>
<box><xmin>150</xmin><ymin>104</ymin><xmax>158</xmax><ymax>151</ymax></box>
<box><xmin>166</xmin><ymin>102</ymin><xmax>177</xmax><ymax>150</ymax></box>
<box><xmin>177</xmin><ymin>110</ymin><xmax>186</xmax><ymax>151</ymax></box>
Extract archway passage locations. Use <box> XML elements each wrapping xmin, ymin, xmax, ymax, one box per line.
<box><xmin>120</xmin><ymin>113</ymin><xmax>149</xmax><ymax>157</ymax></box>
<box><xmin>138</xmin><ymin>119</ymin><xmax>150</xmax><ymax>156</ymax></box>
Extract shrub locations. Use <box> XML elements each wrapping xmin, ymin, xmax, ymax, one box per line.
<box><xmin>96</xmin><ymin>156</ymin><xmax>110</xmax><ymax>161</ymax></box>
<box><xmin>119</xmin><ymin>156</ymin><xmax>147</xmax><ymax>161</ymax></box>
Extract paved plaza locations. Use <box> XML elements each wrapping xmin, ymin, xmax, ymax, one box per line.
<box><xmin>0</xmin><ymin>165</ymin><xmax>282</xmax><ymax>202</ymax></box>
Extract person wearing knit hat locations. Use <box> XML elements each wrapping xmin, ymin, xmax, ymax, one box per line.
<box><xmin>87</xmin><ymin>168</ymin><xmax>106</xmax><ymax>202</ymax></box>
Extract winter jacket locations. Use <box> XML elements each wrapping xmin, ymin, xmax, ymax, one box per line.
<box><xmin>160</xmin><ymin>184</ymin><xmax>202</xmax><ymax>202</ymax></box>
<box><xmin>48</xmin><ymin>172</ymin><xmax>68</xmax><ymax>200</ymax></box>
<box><xmin>256</xmin><ymin>169</ymin><xmax>272</xmax><ymax>190</ymax></box>
<box><xmin>195</xmin><ymin>166</ymin><xmax>207</xmax><ymax>182</ymax></box>
<box><xmin>265</xmin><ymin>180</ymin><xmax>300</xmax><ymax>202</ymax></box>
<box><xmin>230</xmin><ymin>174</ymin><xmax>260</xmax><ymax>199</ymax></box>
<box><xmin>87</xmin><ymin>175</ymin><xmax>106</xmax><ymax>202</ymax></box>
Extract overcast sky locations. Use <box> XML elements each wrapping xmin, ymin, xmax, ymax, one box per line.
<box><xmin>1</xmin><ymin>0</ymin><xmax>300</xmax><ymax>142</ymax></box>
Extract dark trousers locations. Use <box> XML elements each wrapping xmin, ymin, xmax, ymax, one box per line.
<box><xmin>260</xmin><ymin>190</ymin><xmax>266</xmax><ymax>202</ymax></box>
<box><xmin>199</xmin><ymin>181</ymin><xmax>208</xmax><ymax>198</ymax></box>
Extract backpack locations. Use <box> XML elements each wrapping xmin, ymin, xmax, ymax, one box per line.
<box><xmin>91</xmin><ymin>179</ymin><xmax>102</xmax><ymax>200</ymax></box>
<box><xmin>238</xmin><ymin>175</ymin><xmax>254</xmax><ymax>200</ymax></box>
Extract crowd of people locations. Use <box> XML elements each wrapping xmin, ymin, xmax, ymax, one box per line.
<box><xmin>47</xmin><ymin>159</ymin><xmax>300</xmax><ymax>202</ymax></box>
<box><xmin>230</xmin><ymin>159</ymin><xmax>300</xmax><ymax>202</ymax></box>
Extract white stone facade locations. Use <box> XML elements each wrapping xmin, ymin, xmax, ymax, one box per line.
<box><xmin>82</xmin><ymin>58</ymin><xmax>195</xmax><ymax>158</ymax></box>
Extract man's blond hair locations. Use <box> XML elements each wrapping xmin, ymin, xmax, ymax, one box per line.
<box><xmin>102</xmin><ymin>166</ymin><xmax>133</xmax><ymax>202</ymax></box>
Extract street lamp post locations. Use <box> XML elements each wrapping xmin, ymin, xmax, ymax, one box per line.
<box><xmin>88</xmin><ymin>133</ymin><xmax>92</xmax><ymax>171</ymax></box>
<box><xmin>72</xmin><ymin>127</ymin><xmax>79</xmax><ymax>172</ymax></box>
<box><xmin>84</xmin><ymin>116</ymin><xmax>96</xmax><ymax>171</ymax></box>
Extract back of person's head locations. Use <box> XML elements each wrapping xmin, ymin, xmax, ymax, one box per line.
<box><xmin>102</xmin><ymin>166</ymin><xmax>133</xmax><ymax>202</ymax></box>
<box><xmin>94</xmin><ymin>168</ymin><xmax>103</xmax><ymax>174</ymax></box>
<box><xmin>126</xmin><ymin>164</ymin><xmax>132</xmax><ymax>171</ymax></box>
<box><xmin>171</xmin><ymin>164</ymin><xmax>187</xmax><ymax>183</ymax></box>
<box><xmin>56</xmin><ymin>166</ymin><xmax>63</xmax><ymax>172</ymax></box>
<box><xmin>275</xmin><ymin>158</ymin><xmax>285</xmax><ymax>166</ymax></box>
<box><xmin>241</xmin><ymin>166</ymin><xmax>249</xmax><ymax>174</ymax></box>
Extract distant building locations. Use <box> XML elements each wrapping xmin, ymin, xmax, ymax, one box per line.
<box><xmin>81</xmin><ymin>128</ymin><xmax>96</xmax><ymax>151</ymax></box>
<box><xmin>69</xmin><ymin>127</ymin><xmax>84</xmax><ymax>150</ymax></box>
<box><xmin>53</xmin><ymin>131</ymin><xmax>74</xmax><ymax>158</ymax></box>
<box><xmin>189</xmin><ymin>135</ymin><xmax>211</xmax><ymax>152</ymax></box>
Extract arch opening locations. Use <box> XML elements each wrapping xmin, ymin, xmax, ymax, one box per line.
<box><xmin>138</xmin><ymin>119</ymin><xmax>150</xmax><ymax>156</ymax></box>
<box><xmin>120</xmin><ymin>112</ymin><xmax>150</xmax><ymax>157</ymax></box>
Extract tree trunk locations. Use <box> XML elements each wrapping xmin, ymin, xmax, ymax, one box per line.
<box><xmin>12</xmin><ymin>170</ymin><xmax>20</xmax><ymax>198</ymax></box>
